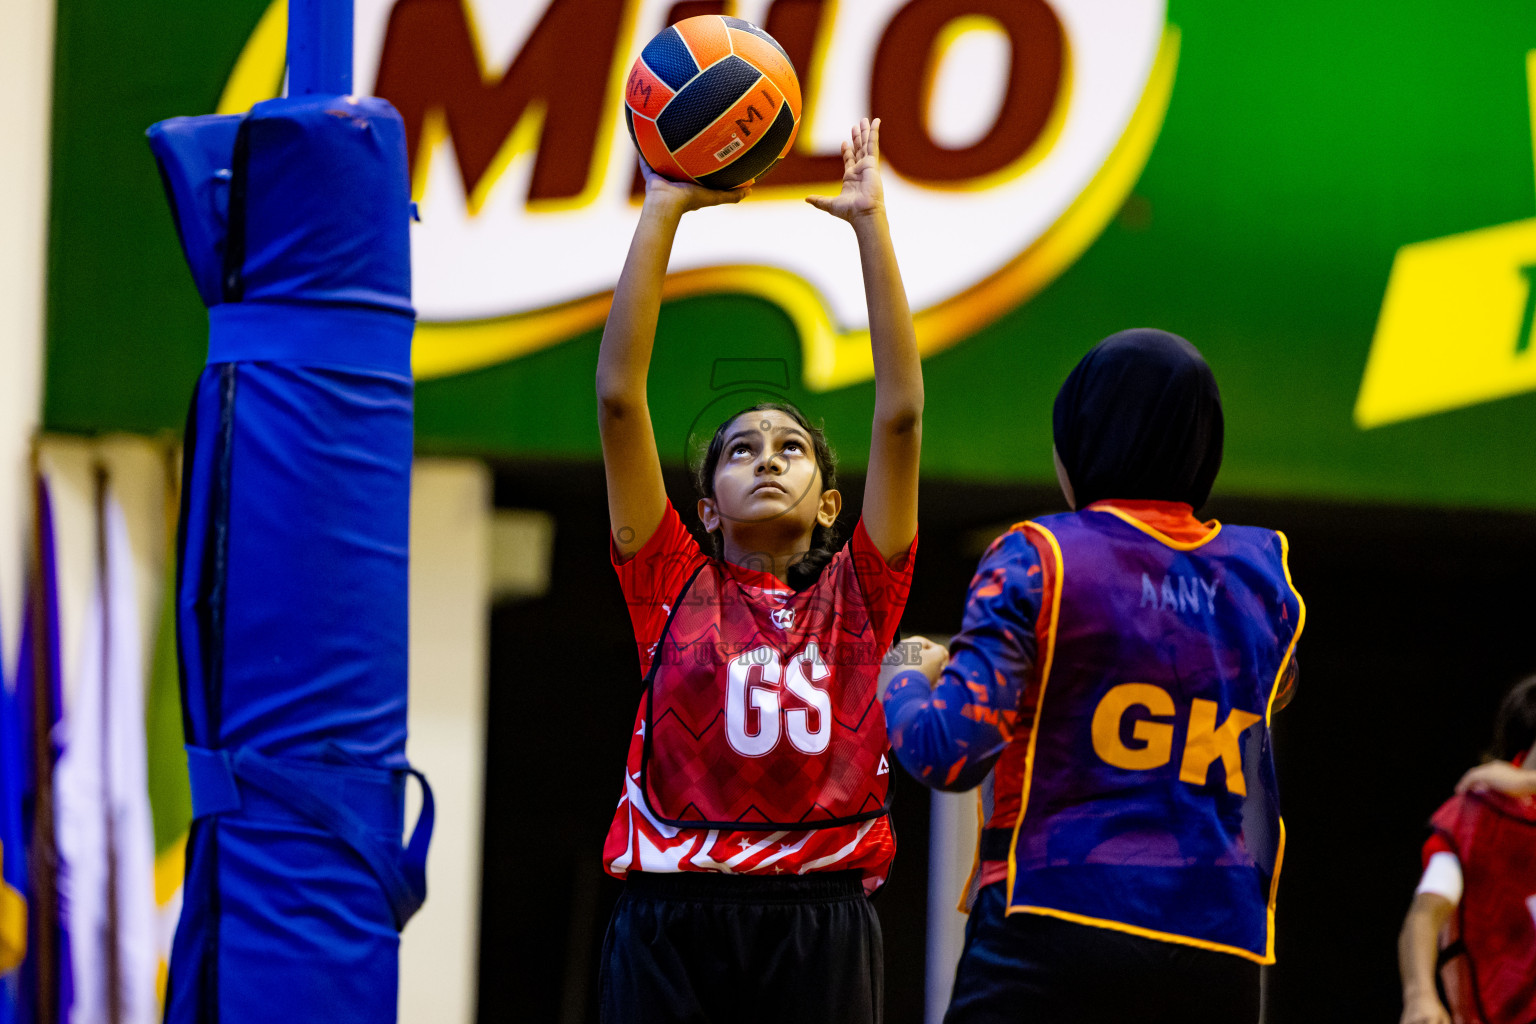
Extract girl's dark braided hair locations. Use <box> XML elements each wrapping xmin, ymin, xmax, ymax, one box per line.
<box><xmin>1490</xmin><ymin>674</ymin><xmax>1536</xmax><ymax>762</ymax></box>
<box><xmin>695</xmin><ymin>402</ymin><xmax>839</xmax><ymax>592</ymax></box>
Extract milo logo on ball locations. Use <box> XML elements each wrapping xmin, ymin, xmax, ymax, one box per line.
<box><xmin>221</xmin><ymin>0</ymin><xmax>1177</xmax><ymax>389</ymax></box>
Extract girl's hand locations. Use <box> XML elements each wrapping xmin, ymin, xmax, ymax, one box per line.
<box><xmin>878</xmin><ymin>636</ymin><xmax>948</xmax><ymax>690</ymax></box>
<box><xmin>1456</xmin><ymin>759</ymin><xmax>1536</xmax><ymax>796</ymax></box>
<box><xmin>1400</xmin><ymin>993</ymin><xmax>1451</xmax><ymax>1024</ymax></box>
<box><xmin>640</xmin><ymin>158</ymin><xmax>748</xmax><ymax>215</ymax></box>
<box><xmin>806</xmin><ymin>118</ymin><xmax>885</xmax><ymax>222</ymax></box>
<box><xmin>916</xmin><ymin>636</ymin><xmax>948</xmax><ymax>682</ymax></box>
<box><xmin>879</xmin><ymin>636</ymin><xmax>946</xmax><ymax>701</ymax></box>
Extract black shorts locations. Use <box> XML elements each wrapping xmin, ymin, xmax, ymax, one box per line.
<box><xmin>945</xmin><ymin>883</ymin><xmax>1261</xmax><ymax>1024</ymax></box>
<box><xmin>600</xmin><ymin>870</ymin><xmax>883</xmax><ymax>1024</ymax></box>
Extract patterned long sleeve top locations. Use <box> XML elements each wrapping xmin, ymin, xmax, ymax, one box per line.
<box><xmin>882</xmin><ymin>529</ymin><xmax>1045</xmax><ymax>792</ymax></box>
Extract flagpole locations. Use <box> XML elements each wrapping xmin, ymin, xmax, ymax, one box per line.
<box><xmin>26</xmin><ymin>453</ymin><xmax>57</xmax><ymax>1024</ymax></box>
<box><xmin>96</xmin><ymin>464</ymin><xmax>124</xmax><ymax>1024</ymax></box>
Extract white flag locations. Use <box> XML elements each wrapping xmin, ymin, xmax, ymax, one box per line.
<box><xmin>55</xmin><ymin>488</ymin><xmax>159</xmax><ymax>1024</ymax></box>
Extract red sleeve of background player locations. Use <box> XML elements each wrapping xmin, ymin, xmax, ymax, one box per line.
<box><xmin>845</xmin><ymin>519</ymin><xmax>917</xmax><ymax>652</ymax></box>
<box><xmin>610</xmin><ymin>501</ymin><xmax>709</xmax><ymax>673</ymax></box>
<box><xmin>1422</xmin><ymin>831</ymin><xmax>1455</xmax><ymax>866</ymax></box>
<box><xmin>1422</xmin><ymin>793</ymin><xmax>1464</xmax><ymax>866</ymax></box>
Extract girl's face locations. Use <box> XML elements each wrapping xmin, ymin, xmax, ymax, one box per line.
<box><xmin>699</xmin><ymin>409</ymin><xmax>838</xmax><ymax>545</ymax></box>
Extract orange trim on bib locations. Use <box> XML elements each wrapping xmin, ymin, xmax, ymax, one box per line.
<box><xmin>958</xmin><ymin>787</ymin><xmax>987</xmax><ymax>915</ymax></box>
<box><xmin>1089</xmin><ymin>503</ymin><xmax>1222</xmax><ymax>551</ymax></box>
<box><xmin>1002</xmin><ymin>904</ymin><xmax>1276</xmax><ymax>965</ymax></box>
<box><xmin>1258</xmin><ymin>531</ymin><xmax>1304</xmax><ymax>962</ymax></box>
<box><xmin>1004</xmin><ymin>521</ymin><xmax>1064</xmax><ymax>903</ymax></box>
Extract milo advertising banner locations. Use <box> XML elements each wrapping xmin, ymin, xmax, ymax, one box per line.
<box><xmin>43</xmin><ymin>0</ymin><xmax>1536</xmax><ymax>507</ymax></box>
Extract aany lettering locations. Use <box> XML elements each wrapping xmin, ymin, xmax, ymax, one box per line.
<box><xmin>1140</xmin><ymin>572</ymin><xmax>1218</xmax><ymax>614</ymax></box>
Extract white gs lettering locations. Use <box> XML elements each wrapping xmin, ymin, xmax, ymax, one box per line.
<box><xmin>726</xmin><ymin>643</ymin><xmax>832</xmax><ymax>757</ymax></box>
<box><xmin>726</xmin><ymin>645</ymin><xmax>781</xmax><ymax>757</ymax></box>
<box><xmin>783</xmin><ymin>643</ymin><xmax>832</xmax><ymax>755</ymax></box>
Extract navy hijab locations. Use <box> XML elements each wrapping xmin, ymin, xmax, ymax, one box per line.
<box><xmin>1052</xmin><ymin>329</ymin><xmax>1224</xmax><ymax>511</ymax></box>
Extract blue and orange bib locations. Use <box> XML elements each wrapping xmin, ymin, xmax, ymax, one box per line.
<box><xmin>1001</xmin><ymin>506</ymin><xmax>1303</xmax><ymax>963</ymax></box>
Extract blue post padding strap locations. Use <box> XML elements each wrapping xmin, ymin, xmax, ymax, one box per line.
<box><xmin>207</xmin><ymin>302</ymin><xmax>413</xmax><ymax>375</ymax></box>
<box><xmin>185</xmin><ymin>745</ymin><xmax>434</xmax><ymax>930</ymax></box>
<box><xmin>186</xmin><ymin>747</ymin><xmax>242</xmax><ymax>816</ymax></box>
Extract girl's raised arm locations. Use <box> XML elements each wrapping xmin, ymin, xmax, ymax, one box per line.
<box><xmin>807</xmin><ymin>118</ymin><xmax>922</xmax><ymax>562</ymax></box>
<box><xmin>597</xmin><ymin>165</ymin><xmax>744</xmax><ymax>559</ymax></box>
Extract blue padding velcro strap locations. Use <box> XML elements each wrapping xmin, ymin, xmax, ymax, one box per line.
<box><xmin>182</xmin><ymin>745</ymin><xmax>433</xmax><ymax>930</ymax></box>
<box><xmin>207</xmin><ymin>301</ymin><xmax>413</xmax><ymax>375</ymax></box>
<box><xmin>187</xmin><ymin>746</ymin><xmax>242</xmax><ymax>817</ymax></box>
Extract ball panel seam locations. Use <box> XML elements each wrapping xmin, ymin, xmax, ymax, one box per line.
<box><xmin>655</xmin><ymin>55</ymin><xmax>763</xmax><ymax>153</ymax></box>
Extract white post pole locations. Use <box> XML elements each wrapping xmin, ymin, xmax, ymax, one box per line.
<box><xmin>927</xmin><ymin>787</ymin><xmax>980</xmax><ymax>1024</ymax></box>
<box><xmin>400</xmin><ymin>459</ymin><xmax>492</xmax><ymax>1024</ymax></box>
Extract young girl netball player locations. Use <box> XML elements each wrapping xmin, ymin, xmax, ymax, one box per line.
<box><xmin>883</xmin><ymin>330</ymin><xmax>1303</xmax><ymax>1024</ymax></box>
<box><xmin>1398</xmin><ymin>675</ymin><xmax>1536</xmax><ymax>1024</ymax></box>
<box><xmin>596</xmin><ymin>118</ymin><xmax>921</xmax><ymax>1022</ymax></box>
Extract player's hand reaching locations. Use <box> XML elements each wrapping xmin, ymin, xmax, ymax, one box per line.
<box><xmin>806</xmin><ymin>118</ymin><xmax>885</xmax><ymax>222</ymax></box>
<box><xmin>913</xmin><ymin>635</ymin><xmax>948</xmax><ymax>683</ymax></box>
<box><xmin>640</xmin><ymin>158</ymin><xmax>748</xmax><ymax>215</ymax></box>
<box><xmin>878</xmin><ymin>635</ymin><xmax>948</xmax><ymax>700</ymax></box>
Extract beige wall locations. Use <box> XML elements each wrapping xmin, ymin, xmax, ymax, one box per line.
<box><xmin>34</xmin><ymin>438</ymin><xmax>173</xmax><ymax>711</ymax></box>
<box><xmin>0</xmin><ymin>0</ymin><xmax>55</xmax><ymax>670</ymax></box>
<box><xmin>402</xmin><ymin>459</ymin><xmax>491</xmax><ymax>1024</ymax></box>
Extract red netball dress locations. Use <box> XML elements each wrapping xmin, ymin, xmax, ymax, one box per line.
<box><xmin>604</xmin><ymin>502</ymin><xmax>916</xmax><ymax>892</ymax></box>
<box><xmin>1425</xmin><ymin>781</ymin><xmax>1536</xmax><ymax>1024</ymax></box>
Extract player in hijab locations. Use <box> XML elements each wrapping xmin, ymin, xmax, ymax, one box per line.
<box><xmin>885</xmin><ymin>330</ymin><xmax>1302</xmax><ymax>1024</ymax></box>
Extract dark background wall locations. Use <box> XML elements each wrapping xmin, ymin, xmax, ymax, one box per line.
<box><xmin>475</xmin><ymin>462</ymin><xmax>1536</xmax><ymax>1022</ymax></box>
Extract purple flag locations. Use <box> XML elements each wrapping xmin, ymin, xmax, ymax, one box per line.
<box><xmin>15</xmin><ymin>474</ymin><xmax>73</xmax><ymax>1024</ymax></box>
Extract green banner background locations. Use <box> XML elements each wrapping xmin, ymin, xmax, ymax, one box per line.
<box><xmin>44</xmin><ymin>1</ymin><xmax>1536</xmax><ymax>507</ymax></box>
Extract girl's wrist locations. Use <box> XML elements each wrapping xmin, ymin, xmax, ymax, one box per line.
<box><xmin>849</xmin><ymin>203</ymin><xmax>889</xmax><ymax>234</ymax></box>
<box><xmin>641</xmin><ymin>190</ymin><xmax>688</xmax><ymax>222</ymax></box>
